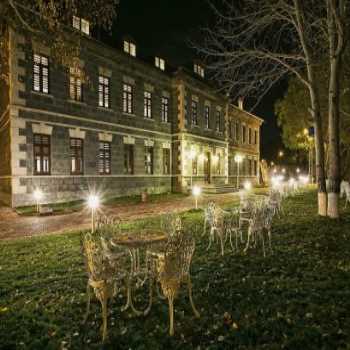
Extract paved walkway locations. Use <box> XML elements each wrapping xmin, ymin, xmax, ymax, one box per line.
<box><xmin>0</xmin><ymin>193</ymin><xmax>238</xmax><ymax>240</ymax></box>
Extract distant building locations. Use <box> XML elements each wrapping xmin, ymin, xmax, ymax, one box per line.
<box><xmin>0</xmin><ymin>21</ymin><xmax>263</xmax><ymax>207</ymax></box>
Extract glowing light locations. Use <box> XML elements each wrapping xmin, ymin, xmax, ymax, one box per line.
<box><xmin>298</xmin><ymin>175</ymin><xmax>309</xmax><ymax>185</ymax></box>
<box><xmin>198</xmin><ymin>153</ymin><xmax>207</xmax><ymax>162</ymax></box>
<box><xmin>244</xmin><ymin>181</ymin><xmax>252</xmax><ymax>191</ymax></box>
<box><xmin>282</xmin><ymin>168</ymin><xmax>286</xmax><ymax>174</ymax></box>
<box><xmin>234</xmin><ymin>154</ymin><xmax>243</xmax><ymax>163</ymax></box>
<box><xmin>33</xmin><ymin>189</ymin><xmax>43</xmax><ymax>201</ymax></box>
<box><xmin>192</xmin><ymin>185</ymin><xmax>201</xmax><ymax>197</ymax></box>
<box><xmin>273</xmin><ymin>168</ymin><xmax>277</xmax><ymax>174</ymax></box>
<box><xmin>303</xmin><ymin>128</ymin><xmax>309</xmax><ymax>135</ymax></box>
<box><xmin>296</xmin><ymin>168</ymin><xmax>300</xmax><ymax>173</ymax></box>
<box><xmin>87</xmin><ymin>194</ymin><xmax>100</xmax><ymax>210</ymax></box>
<box><xmin>188</xmin><ymin>149</ymin><xmax>196</xmax><ymax>160</ymax></box>
<box><xmin>278</xmin><ymin>151</ymin><xmax>284</xmax><ymax>157</ymax></box>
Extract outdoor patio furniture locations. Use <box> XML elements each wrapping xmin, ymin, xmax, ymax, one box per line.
<box><xmin>161</xmin><ymin>213</ymin><xmax>182</xmax><ymax>237</ymax></box>
<box><xmin>203</xmin><ymin>201</ymin><xmax>216</xmax><ymax>237</ymax></box>
<box><xmin>224</xmin><ymin>208</ymin><xmax>242</xmax><ymax>252</ymax></box>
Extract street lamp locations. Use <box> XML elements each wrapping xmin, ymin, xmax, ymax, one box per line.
<box><xmin>282</xmin><ymin>168</ymin><xmax>286</xmax><ymax>174</ymax></box>
<box><xmin>244</xmin><ymin>181</ymin><xmax>252</xmax><ymax>191</ymax></box>
<box><xmin>278</xmin><ymin>150</ymin><xmax>284</xmax><ymax>157</ymax></box>
<box><xmin>296</xmin><ymin>168</ymin><xmax>300</xmax><ymax>174</ymax></box>
<box><xmin>192</xmin><ymin>185</ymin><xmax>201</xmax><ymax>209</ymax></box>
<box><xmin>33</xmin><ymin>188</ymin><xmax>43</xmax><ymax>213</ymax></box>
<box><xmin>187</xmin><ymin>149</ymin><xmax>197</xmax><ymax>188</ymax></box>
<box><xmin>87</xmin><ymin>194</ymin><xmax>100</xmax><ymax>233</ymax></box>
<box><xmin>234</xmin><ymin>154</ymin><xmax>243</xmax><ymax>189</ymax></box>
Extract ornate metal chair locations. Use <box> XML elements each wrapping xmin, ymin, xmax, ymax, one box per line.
<box><xmin>161</xmin><ymin>213</ymin><xmax>182</xmax><ymax>237</ymax></box>
<box><xmin>82</xmin><ymin>233</ymin><xmax>116</xmax><ymax>342</ymax></box>
<box><xmin>225</xmin><ymin>208</ymin><xmax>242</xmax><ymax>252</ymax></box>
<box><xmin>203</xmin><ymin>201</ymin><xmax>216</xmax><ymax>237</ymax></box>
<box><xmin>152</xmin><ymin>231</ymin><xmax>200</xmax><ymax>335</ymax></box>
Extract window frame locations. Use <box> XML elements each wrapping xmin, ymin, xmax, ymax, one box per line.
<box><xmin>98</xmin><ymin>141</ymin><xmax>111</xmax><ymax>175</ymax></box>
<box><xmin>33</xmin><ymin>54</ymin><xmax>49</xmax><ymax>94</ymax></box>
<box><xmin>216</xmin><ymin>110</ymin><xmax>221</xmax><ymax>132</ymax></box>
<box><xmin>98</xmin><ymin>75</ymin><xmax>110</xmax><ymax>108</ymax></box>
<box><xmin>70</xmin><ymin>138</ymin><xmax>84</xmax><ymax>175</ymax></box>
<box><xmin>123</xmin><ymin>83</ymin><xmax>134</xmax><ymax>114</ymax></box>
<box><xmin>145</xmin><ymin>146</ymin><xmax>154</xmax><ymax>175</ymax></box>
<box><xmin>144</xmin><ymin>90</ymin><xmax>152</xmax><ymax>119</ymax></box>
<box><xmin>161</xmin><ymin>96</ymin><xmax>169</xmax><ymax>123</ymax></box>
<box><xmin>33</xmin><ymin>134</ymin><xmax>51</xmax><ymax>175</ymax></box>
<box><xmin>204</xmin><ymin>105</ymin><xmax>210</xmax><ymax>129</ymax></box>
<box><xmin>191</xmin><ymin>100</ymin><xmax>198</xmax><ymax>126</ymax></box>
<box><xmin>124</xmin><ymin>144</ymin><xmax>134</xmax><ymax>175</ymax></box>
<box><xmin>162</xmin><ymin>148</ymin><xmax>171</xmax><ymax>175</ymax></box>
<box><xmin>69</xmin><ymin>67</ymin><xmax>83</xmax><ymax>102</ymax></box>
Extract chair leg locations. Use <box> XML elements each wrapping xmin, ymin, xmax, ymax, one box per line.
<box><xmin>207</xmin><ymin>227</ymin><xmax>214</xmax><ymax>251</ymax></box>
<box><xmin>202</xmin><ymin>218</ymin><xmax>207</xmax><ymax>237</ymax></box>
<box><xmin>100</xmin><ymin>288</ymin><xmax>108</xmax><ymax>342</ymax></box>
<box><xmin>219</xmin><ymin>233</ymin><xmax>224</xmax><ymax>256</ymax></box>
<box><xmin>187</xmin><ymin>276</ymin><xmax>200</xmax><ymax>318</ymax></box>
<box><xmin>168</xmin><ymin>294</ymin><xmax>175</xmax><ymax>336</ymax></box>
<box><xmin>244</xmin><ymin>228</ymin><xmax>251</xmax><ymax>253</ymax></box>
<box><xmin>268</xmin><ymin>229</ymin><xmax>272</xmax><ymax>252</ymax></box>
<box><xmin>83</xmin><ymin>283</ymin><xmax>91</xmax><ymax>324</ymax></box>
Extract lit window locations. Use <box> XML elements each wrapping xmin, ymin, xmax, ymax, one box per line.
<box><xmin>216</xmin><ymin>110</ymin><xmax>221</xmax><ymax>132</ymax></box>
<box><xmin>72</xmin><ymin>16</ymin><xmax>90</xmax><ymax>35</ymax></box>
<box><xmin>99</xmin><ymin>142</ymin><xmax>111</xmax><ymax>175</ymax></box>
<box><xmin>69</xmin><ymin>67</ymin><xmax>82</xmax><ymax>102</ymax></box>
<box><xmin>33</xmin><ymin>54</ymin><xmax>49</xmax><ymax>94</ymax></box>
<box><xmin>124</xmin><ymin>40</ymin><xmax>136</xmax><ymax>57</ymax></box>
<box><xmin>33</xmin><ymin>134</ymin><xmax>50</xmax><ymax>175</ymax></box>
<box><xmin>194</xmin><ymin>63</ymin><xmax>204</xmax><ymax>78</ymax></box>
<box><xmin>192</xmin><ymin>156</ymin><xmax>198</xmax><ymax>175</ymax></box>
<box><xmin>155</xmin><ymin>57</ymin><xmax>165</xmax><ymax>71</ymax></box>
<box><xmin>144</xmin><ymin>91</ymin><xmax>152</xmax><ymax>118</ymax></box>
<box><xmin>254</xmin><ymin>130</ymin><xmax>258</xmax><ymax>145</ymax></box>
<box><xmin>191</xmin><ymin>100</ymin><xmax>198</xmax><ymax>126</ymax></box>
<box><xmin>161</xmin><ymin>97</ymin><xmax>169</xmax><ymax>123</ymax></box>
<box><xmin>145</xmin><ymin>147</ymin><xmax>153</xmax><ymax>174</ymax></box>
<box><xmin>242</xmin><ymin>125</ymin><xmax>246</xmax><ymax>143</ymax></box>
<box><xmin>70</xmin><ymin>138</ymin><xmax>84</xmax><ymax>175</ymax></box>
<box><xmin>248</xmin><ymin>128</ymin><xmax>252</xmax><ymax>144</ymax></box>
<box><xmin>98</xmin><ymin>76</ymin><xmax>110</xmax><ymax>108</ymax></box>
<box><xmin>163</xmin><ymin>148</ymin><xmax>170</xmax><ymax>174</ymax></box>
<box><xmin>123</xmin><ymin>83</ymin><xmax>133</xmax><ymax>114</ymax></box>
<box><xmin>236</xmin><ymin>122</ymin><xmax>240</xmax><ymax>142</ymax></box>
<box><xmin>124</xmin><ymin>144</ymin><xmax>134</xmax><ymax>174</ymax></box>
<box><xmin>204</xmin><ymin>106</ymin><xmax>210</xmax><ymax>129</ymax></box>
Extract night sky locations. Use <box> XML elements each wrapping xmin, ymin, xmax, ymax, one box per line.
<box><xmin>109</xmin><ymin>0</ymin><xmax>285</xmax><ymax>161</ymax></box>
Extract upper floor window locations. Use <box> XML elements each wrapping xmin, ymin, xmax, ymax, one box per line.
<box><xmin>123</xmin><ymin>83</ymin><xmax>133</xmax><ymax>114</ymax></box>
<box><xmin>70</xmin><ymin>138</ymin><xmax>84</xmax><ymax>175</ymax></box>
<box><xmin>124</xmin><ymin>40</ymin><xmax>136</xmax><ymax>57</ymax></box>
<box><xmin>98</xmin><ymin>76</ymin><xmax>110</xmax><ymax>108</ymax></box>
<box><xmin>72</xmin><ymin>16</ymin><xmax>90</xmax><ymax>35</ymax></box>
<box><xmin>248</xmin><ymin>128</ymin><xmax>252</xmax><ymax>144</ymax></box>
<box><xmin>228</xmin><ymin>121</ymin><xmax>232</xmax><ymax>138</ymax></box>
<box><xmin>242</xmin><ymin>125</ymin><xmax>247</xmax><ymax>143</ymax></box>
<box><xmin>161</xmin><ymin>97</ymin><xmax>169</xmax><ymax>123</ymax></box>
<box><xmin>216</xmin><ymin>154</ymin><xmax>222</xmax><ymax>175</ymax></box>
<box><xmin>145</xmin><ymin>146</ymin><xmax>154</xmax><ymax>174</ymax></box>
<box><xmin>155</xmin><ymin>57</ymin><xmax>165</xmax><ymax>71</ymax></box>
<box><xmin>69</xmin><ymin>67</ymin><xmax>82</xmax><ymax>102</ymax></box>
<box><xmin>163</xmin><ymin>148</ymin><xmax>170</xmax><ymax>175</ymax></box>
<box><xmin>33</xmin><ymin>54</ymin><xmax>49</xmax><ymax>94</ymax></box>
<box><xmin>235</xmin><ymin>122</ymin><xmax>240</xmax><ymax>142</ymax></box>
<box><xmin>144</xmin><ymin>91</ymin><xmax>152</xmax><ymax>118</ymax></box>
<box><xmin>192</xmin><ymin>156</ymin><xmax>198</xmax><ymax>175</ymax></box>
<box><xmin>204</xmin><ymin>105</ymin><xmax>210</xmax><ymax>129</ymax></box>
<box><xmin>184</xmin><ymin>99</ymin><xmax>189</xmax><ymax>125</ymax></box>
<box><xmin>216</xmin><ymin>110</ymin><xmax>221</xmax><ymax>132</ymax></box>
<box><xmin>194</xmin><ymin>63</ymin><xmax>204</xmax><ymax>78</ymax></box>
<box><xmin>254</xmin><ymin>130</ymin><xmax>258</xmax><ymax>145</ymax></box>
<box><xmin>98</xmin><ymin>141</ymin><xmax>111</xmax><ymax>175</ymax></box>
<box><xmin>33</xmin><ymin>134</ymin><xmax>50</xmax><ymax>175</ymax></box>
<box><xmin>191</xmin><ymin>100</ymin><xmax>198</xmax><ymax>126</ymax></box>
<box><xmin>124</xmin><ymin>144</ymin><xmax>134</xmax><ymax>175</ymax></box>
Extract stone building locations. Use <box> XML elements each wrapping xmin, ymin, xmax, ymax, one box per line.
<box><xmin>0</xmin><ymin>21</ymin><xmax>263</xmax><ymax>207</ymax></box>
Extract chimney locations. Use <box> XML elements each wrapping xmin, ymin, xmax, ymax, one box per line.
<box><xmin>238</xmin><ymin>97</ymin><xmax>244</xmax><ymax>110</ymax></box>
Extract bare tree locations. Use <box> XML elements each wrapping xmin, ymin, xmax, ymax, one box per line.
<box><xmin>196</xmin><ymin>0</ymin><xmax>330</xmax><ymax>215</ymax></box>
<box><xmin>0</xmin><ymin>0</ymin><xmax>119</xmax><ymax>82</ymax></box>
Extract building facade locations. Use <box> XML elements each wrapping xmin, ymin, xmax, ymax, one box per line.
<box><xmin>0</xmin><ymin>24</ymin><xmax>263</xmax><ymax>207</ymax></box>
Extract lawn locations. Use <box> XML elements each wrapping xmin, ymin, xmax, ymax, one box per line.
<box><xmin>1</xmin><ymin>190</ymin><xmax>350</xmax><ymax>349</ymax></box>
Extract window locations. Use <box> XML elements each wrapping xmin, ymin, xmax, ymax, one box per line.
<box><xmin>204</xmin><ymin>105</ymin><xmax>210</xmax><ymax>129</ymax></box>
<box><xmin>72</xmin><ymin>16</ymin><xmax>90</xmax><ymax>35</ymax></box>
<box><xmin>228</xmin><ymin>121</ymin><xmax>232</xmax><ymax>139</ymax></box>
<box><xmin>33</xmin><ymin>134</ymin><xmax>50</xmax><ymax>175</ymax></box>
<box><xmin>161</xmin><ymin>97</ymin><xmax>169</xmax><ymax>123</ymax></box>
<box><xmin>242</xmin><ymin>125</ymin><xmax>246</xmax><ymax>143</ymax></box>
<box><xmin>236</xmin><ymin>122</ymin><xmax>240</xmax><ymax>142</ymax></box>
<box><xmin>155</xmin><ymin>57</ymin><xmax>165</xmax><ymax>71</ymax></box>
<box><xmin>70</xmin><ymin>138</ymin><xmax>84</xmax><ymax>175</ymax></box>
<box><xmin>216</xmin><ymin>154</ymin><xmax>221</xmax><ymax>175</ymax></box>
<box><xmin>216</xmin><ymin>110</ymin><xmax>221</xmax><ymax>132</ymax></box>
<box><xmin>33</xmin><ymin>54</ymin><xmax>49</xmax><ymax>94</ymax></box>
<box><xmin>192</xmin><ymin>157</ymin><xmax>198</xmax><ymax>176</ymax></box>
<box><xmin>144</xmin><ymin>91</ymin><xmax>152</xmax><ymax>118</ymax></box>
<box><xmin>184</xmin><ymin>99</ymin><xmax>189</xmax><ymax>125</ymax></box>
<box><xmin>124</xmin><ymin>40</ymin><xmax>136</xmax><ymax>57</ymax></box>
<box><xmin>191</xmin><ymin>100</ymin><xmax>198</xmax><ymax>126</ymax></box>
<box><xmin>69</xmin><ymin>67</ymin><xmax>82</xmax><ymax>102</ymax></box>
<box><xmin>98</xmin><ymin>142</ymin><xmax>111</xmax><ymax>175</ymax></box>
<box><xmin>123</xmin><ymin>83</ymin><xmax>133</xmax><ymax>114</ymax></box>
<box><xmin>254</xmin><ymin>160</ymin><xmax>258</xmax><ymax>176</ymax></box>
<box><xmin>254</xmin><ymin>130</ymin><xmax>258</xmax><ymax>145</ymax></box>
<box><xmin>248</xmin><ymin>128</ymin><xmax>252</xmax><ymax>144</ymax></box>
<box><xmin>194</xmin><ymin>63</ymin><xmax>204</xmax><ymax>78</ymax></box>
<box><xmin>163</xmin><ymin>148</ymin><xmax>170</xmax><ymax>174</ymax></box>
<box><xmin>124</xmin><ymin>144</ymin><xmax>134</xmax><ymax>174</ymax></box>
<box><xmin>98</xmin><ymin>76</ymin><xmax>110</xmax><ymax>108</ymax></box>
<box><xmin>145</xmin><ymin>147</ymin><xmax>154</xmax><ymax>174</ymax></box>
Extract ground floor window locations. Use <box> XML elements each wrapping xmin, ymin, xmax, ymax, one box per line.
<box><xmin>99</xmin><ymin>142</ymin><xmax>111</xmax><ymax>175</ymax></box>
<box><xmin>192</xmin><ymin>157</ymin><xmax>198</xmax><ymax>176</ymax></box>
<box><xmin>145</xmin><ymin>146</ymin><xmax>154</xmax><ymax>174</ymax></box>
<box><xmin>70</xmin><ymin>138</ymin><xmax>84</xmax><ymax>175</ymax></box>
<box><xmin>124</xmin><ymin>144</ymin><xmax>134</xmax><ymax>174</ymax></box>
<box><xmin>216</xmin><ymin>154</ymin><xmax>221</xmax><ymax>175</ymax></box>
<box><xmin>33</xmin><ymin>134</ymin><xmax>50</xmax><ymax>175</ymax></box>
<box><xmin>163</xmin><ymin>148</ymin><xmax>170</xmax><ymax>175</ymax></box>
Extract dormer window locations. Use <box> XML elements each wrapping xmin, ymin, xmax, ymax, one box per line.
<box><xmin>72</xmin><ymin>16</ymin><xmax>90</xmax><ymax>35</ymax></box>
<box><xmin>124</xmin><ymin>40</ymin><xmax>136</xmax><ymax>57</ymax></box>
<box><xmin>194</xmin><ymin>63</ymin><xmax>204</xmax><ymax>78</ymax></box>
<box><xmin>155</xmin><ymin>57</ymin><xmax>165</xmax><ymax>71</ymax></box>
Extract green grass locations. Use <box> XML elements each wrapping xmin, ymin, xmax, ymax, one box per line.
<box><xmin>1</xmin><ymin>190</ymin><xmax>350</xmax><ymax>349</ymax></box>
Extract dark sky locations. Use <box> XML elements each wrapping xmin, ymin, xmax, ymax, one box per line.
<box><xmin>109</xmin><ymin>0</ymin><xmax>285</xmax><ymax>161</ymax></box>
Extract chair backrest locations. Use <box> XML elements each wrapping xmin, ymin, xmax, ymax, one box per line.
<box><xmin>96</xmin><ymin>214</ymin><xmax>122</xmax><ymax>238</ymax></box>
<box><xmin>161</xmin><ymin>214</ymin><xmax>182</xmax><ymax>237</ymax></box>
<box><xmin>204</xmin><ymin>202</ymin><xmax>216</xmax><ymax>224</ymax></box>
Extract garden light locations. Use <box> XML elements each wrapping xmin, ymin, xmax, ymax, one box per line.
<box><xmin>87</xmin><ymin>194</ymin><xmax>100</xmax><ymax>233</ymax></box>
<box><xmin>282</xmin><ymin>168</ymin><xmax>286</xmax><ymax>174</ymax></box>
<box><xmin>234</xmin><ymin>154</ymin><xmax>244</xmax><ymax>189</ymax></box>
<box><xmin>244</xmin><ymin>181</ymin><xmax>252</xmax><ymax>191</ymax></box>
<box><xmin>33</xmin><ymin>188</ymin><xmax>43</xmax><ymax>213</ymax></box>
<box><xmin>296</xmin><ymin>168</ymin><xmax>300</xmax><ymax>173</ymax></box>
<box><xmin>192</xmin><ymin>185</ymin><xmax>201</xmax><ymax>209</ymax></box>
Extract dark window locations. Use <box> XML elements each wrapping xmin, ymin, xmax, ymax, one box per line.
<box><xmin>192</xmin><ymin>157</ymin><xmax>198</xmax><ymax>175</ymax></box>
<box><xmin>99</xmin><ymin>142</ymin><xmax>111</xmax><ymax>175</ymax></box>
<box><xmin>254</xmin><ymin>160</ymin><xmax>258</xmax><ymax>175</ymax></box>
<box><xmin>144</xmin><ymin>91</ymin><xmax>152</xmax><ymax>118</ymax></box>
<box><xmin>228</xmin><ymin>121</ymin><xmax>232</xmax><ymax>138</ymax></box>
<box><xmin>98</xmin><ymin>76</ymin><xmax>110</xmax><ymax>108</ymax></box>
<box><xmin>145</xmin><ymin>146</ymin><xmax>153</xmax><ymax>174</ymax></box>
<box><xmin>184</xmin><ymin>99</ymin><xmax>189</xmax><ymax>125</ymax></box>
<box><xmin>254</xmin><ymin>130</ymin><xmax>258</xmax><ymax>145</ymax></box>
<box><xmin>248</xmin><ymin>128</ymin><xmax>252</xmax><ymax>144</ymax></box>
<box><xmin>70</xmin><ymin>138</ymin><xmax>84</xmax><ymax>175</ymax></box>
<box><xmin>161</xmin><ymin>97</ymin><xmax>169</xmax><ymax>122</ymax></box>
<box><xmin>191</xmin><ymin>100</ymin><xmax>198</xmax><ymax>126</ymax></box>
<box><xmin>216</xmin><ymin>110</ymin><xmax>221</xmax><ymax>132</ymax></box>
<box><xmin>123</xmin><ymin>83</ymin><xmax>133</xmax><ymax>114</ymax></box>
<box><xmin>69</xmin><ymin>68</ymin><xmax>82</xmax><ymax>102</ymax></box>
<box><xmin>33</xmin><ymin>134</ymin><xmax>50</xmax><ymax>175</ymax></box>
<box><xmin>204</xmin><ymin>105</ymin><xmax>210</xmax><ymax>129</ymax></box>
<box><xmin>236</xmin><ymin>122</ymin><xmax>240</xmax><ymax>142</ymax></box>
<box><xmin>242</xmin><ymin>125</ymin><xmax>246</xmax><ymax>143</ymax></box>
<box><xmin>163</xmin><ymin>148</ymin><xmax>170</xmax><ymax>174</ymax></box>
<box><xmin>124</xmin><ymin>144</ymin><xmax>134</xmax><ymax>174</ymax></box>
<box><xmin>33</xmin><ymin>54</ymin><xmax>49</xmax><ymax>94</ymax></box>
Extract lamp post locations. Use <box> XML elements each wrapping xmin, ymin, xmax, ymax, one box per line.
<box><xmin>192</xmin><ymin>185</ymin><xmax>201</xmax><ymax>209</ymax></box>
<box><xmin>188</xmin><ymin>149</ymin><xmax>197</xmax><ymax>189</ymax></box>
<box><xmin>87</xmin><ymin>194</ymin><xmax>100</xmax><ymax>233</ymax></box>
<box><xmin>33</xmin><ymin>189</ymin><xmax>43</xmax><ymax>213</ymax></box>
<box><xmin>234</xmin><ymin>154</ymin><xmax>243</xmax><ymax>189</ymax></box>
<box><xmin>244</xmin><ymin>181</ymin><xmax>252</xmax><ymax>191</ymax></box>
